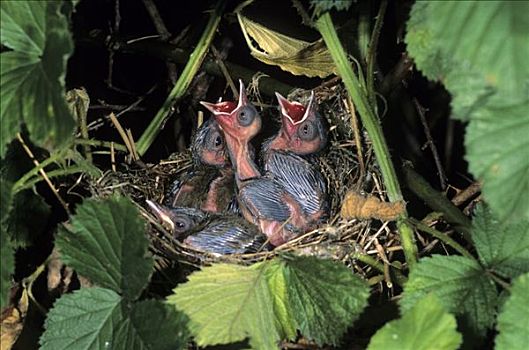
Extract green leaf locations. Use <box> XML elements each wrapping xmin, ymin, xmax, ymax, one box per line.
<box><xmin>5</xmin><ymin>189</ymin><xmax>51</xmax><ymax>247</ymax></box>
<box><xmin>40</xmin><ymin>288</ymin><xmax>190</xmax><ymax>350</ymax></box>
<box><xmin>128</xmin><ymin>300</ymin><xmax>190</xmax><ymax>350</ymax></box>
<box><xmin>472</xmin><ymin>205</ymin><xmax>529</xmax><ymax>279</ymax></box>
<box><xmin>0</xmin><ymin>177</ymin><xmax>13</xmax><ymax>221</ymax></box>
<box><xmin>406</xmin><ymin>1</ymin><xmax>529</xmax><ymax>117</ymax></box>
<box><xmin>401</xmin><ymin>255</ymin><xmax>498</xmax><ymax>337</ymax></box>
<box><xmin>264</xmin><ymin>259</ymin><xmax>297</xmax><ymax>341</ymax></box>
<box><xmin>310</xmin><ymin>0</ymin><xmax>353</xmax><ymax>17</ymax></box>
<box><xmin>368</xmin><ymin>294</ymin><xmax>462</xmax><ymax>350</ymax></box>
<box><xmin>168</xmin><ymin>262</ymin><xmax>281</xmax><ymax>349</ymax></box>
<box><xmin>0</xmin><ymin>1</ymin><xmax>75</xmax><ymax>157</ymax></box>
<box><xmin>0</xmin><ymin>226</ymin><xmax>15</xmax><ymax>309</ymax></box>
<box><xmin>496</xmin><ymin>273</ymin><xmax>529</xmax><ymax>350</ymax></box>
<box><xmin>465</xmin><ymin>102</ymin><xmax>529</xmax><ymax>222</ymax></box>
<box><xmin>40</xmin><ymin>287</ymin><xmax>123</xmax><ymax>350</ymax></box>
<box><xmin>56</xmin><ymin>196</ymin><xmax>153</xmax><ymax>301</ymax></box>
<box><xmin>168</xmin><ymin>256</ymin><xmax>369</xmax><ymax>348</ymax></box>
<box><xmin>0</xmin><ymin>178</ymin><xmax>15</xmax><ymax>308</ymax></box>
<box><xmin>280</xmin><ymin>255</ymin><xmax>369</xmax><ymax>346</ymax></box>
<box><xmin>406</xmin><ymin>1</ymin><xmax>529</xmax><ymax>222</ymax></box>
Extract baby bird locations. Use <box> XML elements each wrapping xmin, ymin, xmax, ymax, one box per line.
<box><xmin>147</xmin><ymin>200</ymin><xmax>266</xmax><ymax>255</ymax></box>
<box><xmin>262</xmin><ymin>91</ymin><xmax>330</xmax><ymax>226</ymax></box>
<box><xmin>201</xmin><ymin>81</ymin><xmax>312</xmax><ymax>246</ymax></box>
<box><xmin>165</xmin><ymin>118</ymin><xmax>236</xmax><ymax>213</ymax></box>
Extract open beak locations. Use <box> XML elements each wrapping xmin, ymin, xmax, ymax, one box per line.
<box><xmin>200</xmin><ymin>80</ymin><xmax>248</xmax><ymax>135</ymax></box>
<box><xmin>146</xmin><ymin>200</ymin><xmax>174</xmax><ymax>231</ymax></box>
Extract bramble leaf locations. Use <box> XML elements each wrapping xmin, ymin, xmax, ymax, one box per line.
<box><xmin>56</xmin><ymin>196</ymin><xmax>153</xmax><ymax>301</ymax></box>
<box><xmin>465</xmin><ymin>102</ymin><xmax>529</xmax><ymax>222</ymax></box>
<box><xmin>168</xmin><ymin>262</ymin><xmax>281</xmax><ymax>349</ymax></box>
<box><xmin>280</xmin><ymin>255</ymin><xmax>369</xmax><ymax>346</ymax></box>
<box><xmin>496</xmin><ymin>273</ymin><xmax>529</xmax><ymax>350</ymax></box>
<box><xmin>40</xmin><ymin>288</ymin><xmax>189</xmax><ymax>350</ymax></box>
<box><xmin>472</xmin><ymin>205</ymin><xmax>529</xmax><ymax>279</ymax></box>
<box><xmin>168</xmin><ymin>255</ymin><xmax>369</xmax><ymax>348</ymax></box>
<box><xmin>0</xmin><ymin>178</ymin><xmax>14</xmax><ymax>308</ymax></box>
<box><xmin>0</xmin><ymin>1</ymin><xmax>75</xmax><ymax>157</ymax></box>
<box><xmin>368</xmin><ymin>294</ymin><xmax>462</xmax><ymax>350</ymax></box>
<box><xmin>406</xmin><ymin>1</ymin><xmax>529</xmax><ymax>222</ymax></box>
<box><xmin>406</xmin><ymin>1</ymin><xmax>529</xmax><ymax>117</ymax></box>
<box><xmin>401</xmin><ymin>255</ymin><xmax>498</xmax><ymax>337</ymax></box>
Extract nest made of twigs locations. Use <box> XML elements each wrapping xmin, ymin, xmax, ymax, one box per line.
<box><xmin>86</xmin><ymin>82</ymin><xmax>402</xmax><ymax>283</ymax></box>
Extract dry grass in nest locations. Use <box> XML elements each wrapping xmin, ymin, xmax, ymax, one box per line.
<box><xmin>86</xmin><ymin>82</ymin><xmax>403</xmax><ymax>284</ymax></box>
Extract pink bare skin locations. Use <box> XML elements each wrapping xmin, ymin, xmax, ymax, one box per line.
<box><xmin>268</xmin><ymin>91</ymin><xmax>324</xmax><ymax>156</ymax></box>
<box><xmin>201</xmin><ymin>81</ymin><xmax>306</xmax><ymax>246</ymax></box>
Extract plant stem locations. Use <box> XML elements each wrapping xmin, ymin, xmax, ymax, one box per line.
<box><xmin>136</xmin><ymin>0</ymin><xmax>226</xmax><ymax>156</ymax></box>
<box><xmin>316</xmin><ymin>12</ymin><xmax>418</xmax><ymax>268</ymax></box>
<box><xmin>17</xmin><ymin>166</ymin><xmax>89</xmax><ymax>192</ymax></box>
<box><xmin>352</xmin><ymin>253</ymin><xmax>407</xmax><ymax>287</ymax></box>
<box><xmin>366</xmin><ymin>0</ymin><xmax>387</xmax><ymax>107</ymax></box>
<box><xmin>408</xmin><ymin>218</ymin><xmax>474</xmax><ymax>259</ymax></box>
<box><xmin>402</xmin><ymin>163</ymin><xmax>472</xmax><ymax>242</ymax></box>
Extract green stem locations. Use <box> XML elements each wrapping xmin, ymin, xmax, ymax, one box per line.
<box><xmin>366</xmin><ymin>0</ymin><xmax>387</xmax><ymax>106</ymax></box>
<box><xmin>316</xmin><ymin>12</ymin><xmax>418</xmax><ymax>268</ymax></box>
<box><xmin>402</xmin><ymin>163</ymin><xmax>472</xmax><ymax>242</ymax></box>
<box><xmin>408</xmin><ymin>218</ymin><xmax>474</xmax><ymax>259</ymax></box>
<box><xmin>16</xmin><ymin>166</ymin><xmax>88</xmax><ymax>192</ymax></box>
<box><xmin>12</xmin><ymin>149</ymin><xmax>69</xmax><ymax>193</ymax></box>
<box><xmin>136</xmin><ymin>0</ymin><xmax>226</xmax><ymax>156</ymax></box>
<box><xmin>352</xmin><ymin>253</ymin><xmax>407</xmax><ymax>287</ymax></box>
<box><xmin>74</xmin><ymin>139</ymin><xmax>128</xmax><ymax>152</ymax></box>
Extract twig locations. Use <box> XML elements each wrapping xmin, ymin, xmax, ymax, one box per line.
<box><xmin>380</xmin><ymin>53</ymin><xmax>414</xmax><ymax>95</ymax></box>
<box><xmin>408</xmin><ymin>218</ymin><xmax>473</xmax><ymax>259</ymax></box>
<box><xmin>451</xmin><ymin>181</ymin><xmax>481</xmax><ymax>206</ymax></box>
<box><xmin>142</xmin><ymin>0</ymin><xmax>178</xmax><ymax>83</ymax></box>
<box><xmin>374</xmin><ymin>238</ymin><xmax>392</xmax><ymax>289</ymax></box>
<box><xmin>16</xmin><ymin>133</ymin><xmax>70</xmax><ymax>215</ymax></box>
<box><xmin>126</xmin><ymin>128</ymin><xmax>140</xmax><ymax>161</ymax></box>
<box><xmin>74</xmin><ymin>139</ymin><xmax>128</xmax><ymax>152</ymax></box>
<box><xmin>366</xmin><ymin>0</ymin><xmax>387</xmax><ymax>106</ymax></box>
<box><xmin>109</xmin><ymin>112</ymin><xmax>136</xmax><ymax>161</ymax></box>
<box><xmin>211</xmin><ymin>45</ymin><xmax>237</xmax><ymax>98</ymax></box>
<box><xmin>110</xmin><ymin>142</ymin><xmax>116</xmax><ymax>172</ymax></box>
<box><xmin>345</xmin><ymin>96</ymin><xmax>365</xmax><ymax>185</ymax></box>
<box><xmin>413</xmin><ymin>98</ymin><xmax>447</xmax><ymax>190</ymax></box>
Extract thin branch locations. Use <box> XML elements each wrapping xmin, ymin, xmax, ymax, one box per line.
<box><xmin>402</xmin><ymin>163</ymin><xmax>472</xmax><ymax>241</ymax></box>
<box><xmin>16</xmin><ymin>133</ymin><xmax>70</xmax><ymax>215</ymax></box>
<box><xmin>414</xmin><ymin>98</ymin><xmax>447</xmax><ymax>190</ymax></box>
<box><xmin>366</xmin><ymin>0</ymin><xmax>387</xmax><ymax>106</ymax></box>
<box><xmin>451</xmin><ymin>181</ymin><xmax>481</xmax><ymax>206</ymax></box>
<box><xmin>408</xmin><ymin>218</ymin><xmax>473</xmax><ymax>259</ymax></box>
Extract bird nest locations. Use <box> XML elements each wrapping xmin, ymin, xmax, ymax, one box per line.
<box><xmin>87</xmin><ymin>83</ymin><xmax>401</xmax><ymax>283</ymax></box>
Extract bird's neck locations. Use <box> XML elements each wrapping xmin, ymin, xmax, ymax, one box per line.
<box><xmin>224</xmin><ymin>134</ymin><xmax>261</xmax><ymax>182</ymax></box>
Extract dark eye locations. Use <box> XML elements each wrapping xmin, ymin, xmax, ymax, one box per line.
<box><xmin>207</xmin><ymin>131</ymin><xmax>223</xmax><ymax>151</ymax></box>
<box><xmin>237</xmin><ymin>105</ymin><xmax>256</xmax><ymax>126</ymax></box>
<box><xmin>298</xmin><ymin>121</ymin><xmax>317</xmax><ymax>141</ymax></box>
<box><xmin>173</xmin><ymin>215</ymin><xmax>192</xmax><ymax>232</ymax></box>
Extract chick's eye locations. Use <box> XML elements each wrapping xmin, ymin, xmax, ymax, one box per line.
<box><xmin>173</xmin><ymin>215</ymin><xmax>192</xmax><ymax>232</ymax></box>
<box><xmin>207</xmin><ymin>131</ymin><xmax>223</xmax><ymax>150</ymax></box>
<box><xmin>237</xmin><ymin>105</ymin><xmax>256</xmax><ymax>126</ymax></box>
<box><xmin>298</xmin><ymin>121</ymin><xmax>317</xmax><ymax>141</ymax></box>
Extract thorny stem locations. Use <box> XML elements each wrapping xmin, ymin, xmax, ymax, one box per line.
<box><xmin>316</xmin><ymin>12</ymin><xmax>418</xmax><ymax>269</ymax></box>
<box><xmin>136</xmin><ymin>0</ymin><xmax>226</xmax><ymax>156</ymax></box>
<box><xmin>408</xmin><ymin>218</ymin><xmax>473</xmax><ymax>259</ymax></box>
<box><xmin>366</xmin><ymin>0</ymin><xmax>387</xmax><ymax>107</ymax></box>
